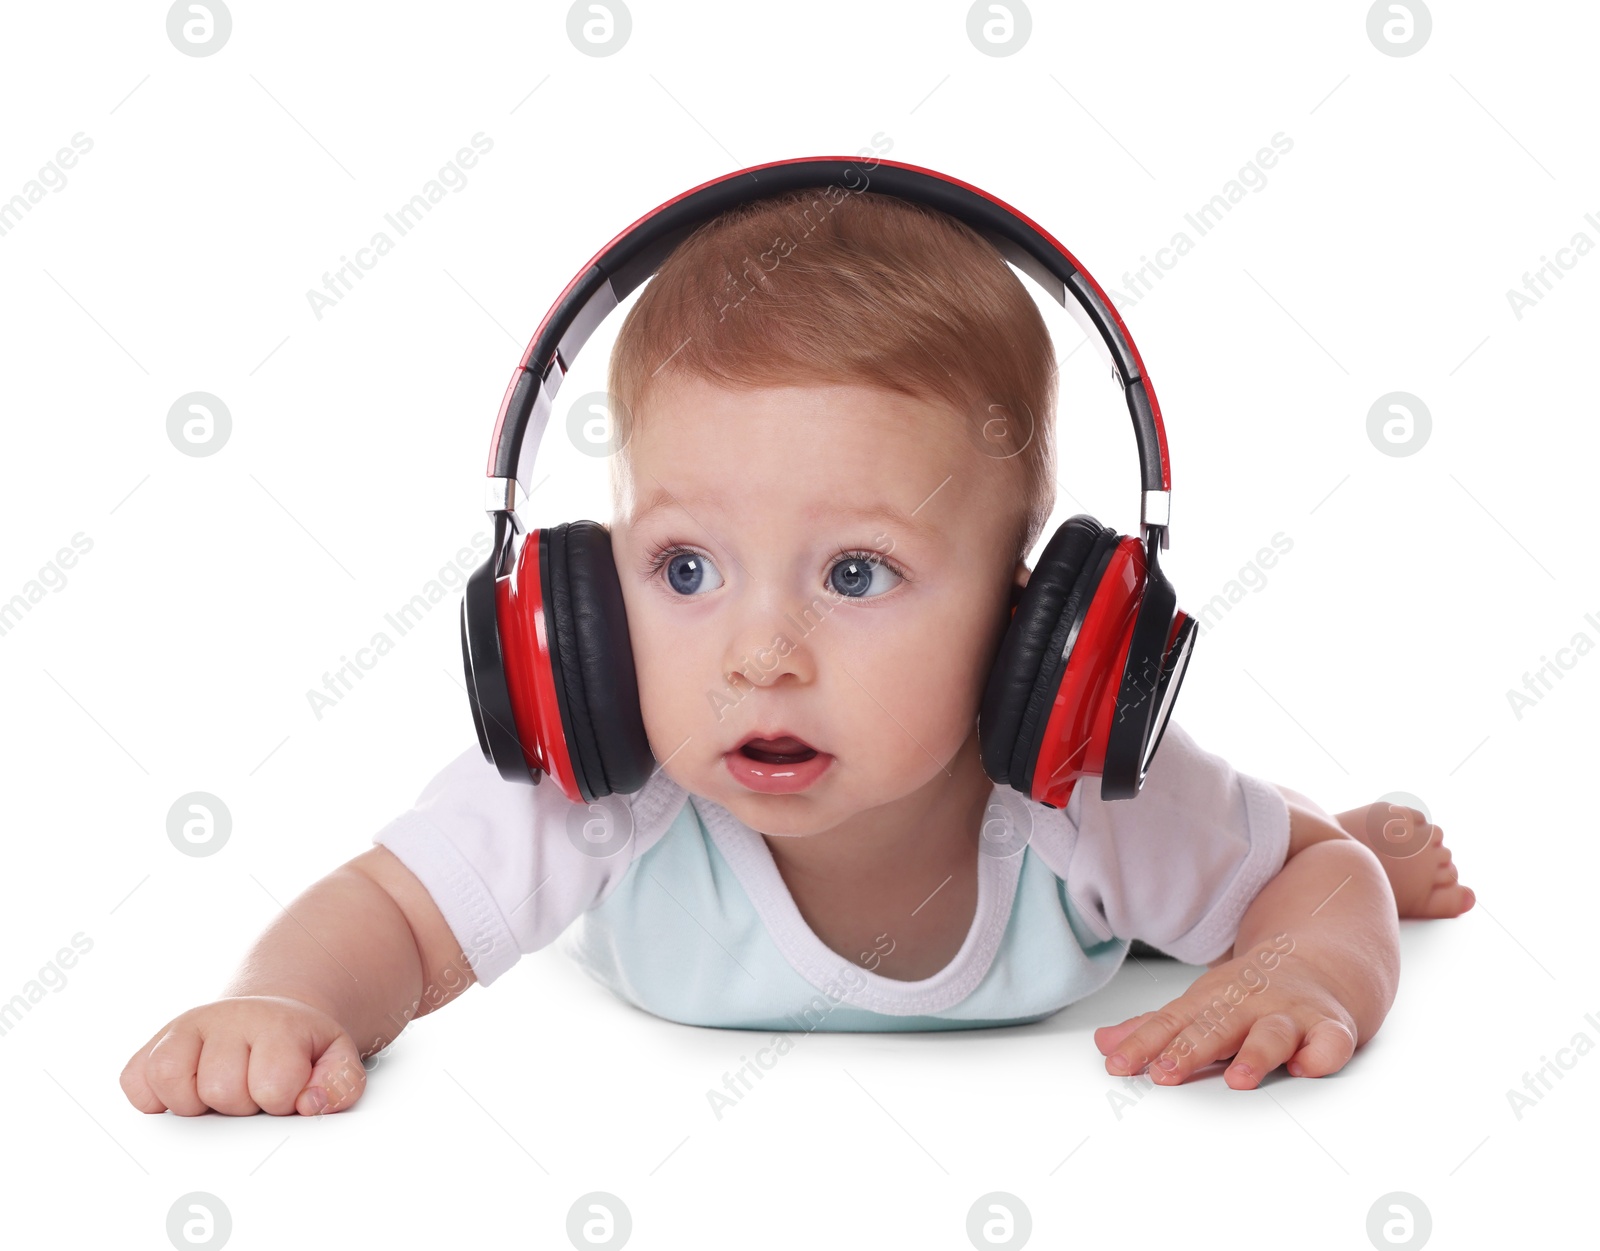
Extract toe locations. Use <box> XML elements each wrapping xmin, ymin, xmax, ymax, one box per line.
<box><xmin>1422</xmin><ymin>882</ymin><xmax>1475</xmax><ymax>917</ymax></box>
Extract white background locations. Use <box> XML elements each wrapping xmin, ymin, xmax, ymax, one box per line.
<box><xmin>1</xmin><ymin>1</ymin><xmax>1593</xmax><ymax>1247</ymax></box>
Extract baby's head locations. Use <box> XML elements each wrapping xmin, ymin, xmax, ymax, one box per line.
<box><xmin>603</xmin><ymin>187</ymin><xmax>1058</xmax><ymax>835</ymax></box>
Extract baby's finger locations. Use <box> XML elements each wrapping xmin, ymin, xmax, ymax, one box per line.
<box><xmin>1148</xmin><ymin>1009</ymin><xmax>1253</xmax><ymax>1085</ymax></box>
<box><xmin>1287</xmin><ymin>1018</ymin><xmax>1357</xmax><ymax>1078</ymax></box>
<box><xmin>298</xmin><ymin>1029</ymin><xmax>367</xmax><ymax>1115</ymax></box>
<box><xmin>1223</xmin><ymin>1013</ymin><xmax>1305</xmax><ymax>1089</ymax></box>
<box><xmin>1104</xmin><ymin>1007</ymin><xmax>1194</xmax><ymax>1077</ymax></box>
<box><xmin>1094</xmin><ymin>1013</ymin><xmax>1158</xmax><ymax>1057</ymax></box>
<box><xmin>245</xmin><ymin>1033</ymin><xmax>315</xmax><ymax>1116</ymax></box>
<box><xmin>195</xmin><ymin>1036</ymin><xmax>259</xmax><ymax>1116</ymax></box>
<box><xmin>142</xmin><ymin>1026</ymin><xmax>208</xmax><ymax>1117</ymax></box>
<box><xmin>119</xmin><ymin>1041</ymin><xmax>169</xmax><ymax>1114</ymax></box>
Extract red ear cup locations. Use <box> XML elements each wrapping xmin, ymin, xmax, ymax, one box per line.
<box><xmin>462</xmin><ymin>512</ymin><xmax>535</xmax><ymax>784</ymax></box>
<box><xmin>1096</xmin><ymin>535</ymin><xmax>1194</xmax><ymax>800</ymax></box>
<box><xmin>462</xmin><ymin>516</ymin><xmax>654</xmax><ymax>802</ymax></box>
<box><xmin>979</xmin><ymin>515</ymin><xmax>1194</xmax><ymax>809</ymax></box>
<box><xmin>492</xmin><ymin>524</ymin><xmax>586</xmax><ymax>799</ymax></box>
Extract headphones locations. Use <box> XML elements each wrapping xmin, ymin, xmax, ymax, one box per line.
<box><xmin>461</xmin><ymin>157</ymin><xmax>1196</xmax><ymax>810</ymax></box>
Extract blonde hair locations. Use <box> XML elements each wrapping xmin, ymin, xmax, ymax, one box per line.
<box><xmin>606</xmin><ymin>186</ymin><xmax>1058</xmax><ymax>563</ymax></box>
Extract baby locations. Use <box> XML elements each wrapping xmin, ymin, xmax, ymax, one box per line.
<box><xmin>120</xmin><ymin>187</ymin><xmax>1474</xmax><ymax>1118</ymax></box>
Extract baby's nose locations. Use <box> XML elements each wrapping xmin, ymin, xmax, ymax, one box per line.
<box><xmin>720</xmin><ymin>611</ymin><xmax>815</xmax><ymax>690</ymax></box>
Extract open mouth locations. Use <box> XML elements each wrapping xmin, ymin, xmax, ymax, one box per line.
<box><xmin>737</xmin><ymin>734</ymin><xmax>819</xmax><ymax>764</ymax></box>
<box><xmin>725</xmin><ymin>730</ymin><xmax>833</xmax><ymax>794</ymax></box>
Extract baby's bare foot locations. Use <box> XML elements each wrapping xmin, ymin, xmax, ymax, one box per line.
<box><xmin>1334</xmin><ymin>801</ymin><xmax>1475</xmax><ymax>919</ymax></box>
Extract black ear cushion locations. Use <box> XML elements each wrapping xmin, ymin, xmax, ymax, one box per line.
<box><xmin>979</xmin><ymin>515</ymin><xmax>1119</xmax><ymax>788</ymax></box>
<box><xmin>1010</xmin><ymin>524</ymin><xmax>1124</xmax><ymax>795</ymax></box>
<box><xmin>542</xmin><ymin>520</ymin><xmax>655</xmax><ymax>800</ymax></box>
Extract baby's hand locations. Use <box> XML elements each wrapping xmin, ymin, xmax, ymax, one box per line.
<box><xmin>1094</xmin><ymin>942</ymin><xmax>1358</xmax><ymax>1090</ymax></box>
<box><xmin>119</xmin><ymin>996</ymin><xmax>367</xmax><ymax>1116</ymax></box>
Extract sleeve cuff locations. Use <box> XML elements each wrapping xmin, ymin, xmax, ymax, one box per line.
<box><xmin>1155</xmin><ymin>772</ymin><xmax>1291</xmax><ymax>966</ymax></box>
<box><xmin>373</xmin><ymin>809</ymin><xmax>522</xmax><ymax>988</ymax></box>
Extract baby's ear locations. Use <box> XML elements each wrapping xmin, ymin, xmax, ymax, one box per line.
<box><xmin>1009</xmin><ymin>561</ymin><xmax>1030</xmax><ymax>609</ymax></box>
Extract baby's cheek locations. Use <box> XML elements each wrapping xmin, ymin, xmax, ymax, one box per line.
<box><xmin>865</xmin><ymin>617</ymin><xmax>987</xmax><ymax>723</ymax></box>
<box><xmin>633</xmin><ymin>638</ymin><xmax>696</xmax><ymax>728</ymax></box>
<box><xmin>635</xmin><ymin>629</ymin><xmax>740</xmax><ymax>766</ymax></box>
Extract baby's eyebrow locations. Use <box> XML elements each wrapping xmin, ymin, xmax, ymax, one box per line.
<box><xmin>810</xmin><ymin>501</ymin><xmax>941</xmax><ymax>542</ymax></box>
<box><xmin>631</xmin><ymin>488</ymin><xmax>940</xmax><ymax>541</ymax></box>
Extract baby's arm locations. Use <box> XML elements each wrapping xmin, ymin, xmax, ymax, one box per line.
<box><xmin>120</xmin><ymin>846</ymin><xmax>470</xmax><ymax>1117</ymax></box>
<box><xmin>1101</xmin><ymin>800</ymin><xmax>1402</xmax><ymax>1088</ymax></box>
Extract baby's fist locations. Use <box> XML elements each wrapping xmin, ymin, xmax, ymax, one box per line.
<box><xmin>120</xmin><ymin>995</ymin><xmax>367</xmax><ymax>1117</ymax></box>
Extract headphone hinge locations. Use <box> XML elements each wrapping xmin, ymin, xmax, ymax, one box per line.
<box><xmin>484</xmin><ymin>476</ymin><xmax>521</xmax><ymax>519</ymax></box>
<box><xmin>1141</xmin><ymin>490</ymin><xmax>1171</xmax><ymax>550</ymax></box>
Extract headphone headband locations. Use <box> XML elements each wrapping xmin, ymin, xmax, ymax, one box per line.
<box><xmin>483</xmin><ymin>156</ymin><xmax>1173</xmax><ymax>548</ymax></box>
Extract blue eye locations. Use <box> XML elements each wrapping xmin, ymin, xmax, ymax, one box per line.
<box><xmin>648</xmin><ymin>543</ymin><xmax>906</xmax><ymax>599</ymax></box>
<box><xmin>829</xmin><ymin>552</ymin><xmax>903</xmax><ymax>599</ymax></box>
<box><xmin>662</xmin><ymin>549</ymin><xmax>724</xmax><ymax>596</ymax></box>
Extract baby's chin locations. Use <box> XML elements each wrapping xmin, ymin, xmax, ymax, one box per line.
<box><xmin>717</xmin><ymin>798</ymin><xmax>860</xmax><ymax>841</ymax></box>
<box><xmin>687</xmin><ymin>768</ymin><xmax>840</xmax><ymax>836</ymax></box>
<box><xmin>688</xmin><ymin>760</ymin><xmax>930</xmax><ymax>839</ymax></box>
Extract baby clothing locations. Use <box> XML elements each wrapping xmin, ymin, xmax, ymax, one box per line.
<box><xmin>371</xmin><ymin>720</ymin><xmax>1289</xmax><ymax>1032</ymax></box>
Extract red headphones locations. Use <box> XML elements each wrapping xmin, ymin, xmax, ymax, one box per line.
<box><xmin>461</xmin><ymin>157</ymin><xmax>1195</xmax><ymax>810</ymax></box>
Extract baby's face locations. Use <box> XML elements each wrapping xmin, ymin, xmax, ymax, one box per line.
<box><xmin>608</xmin><ymin>374</ymin><xmax>1024</xmax><ymax>837</ymax></box>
